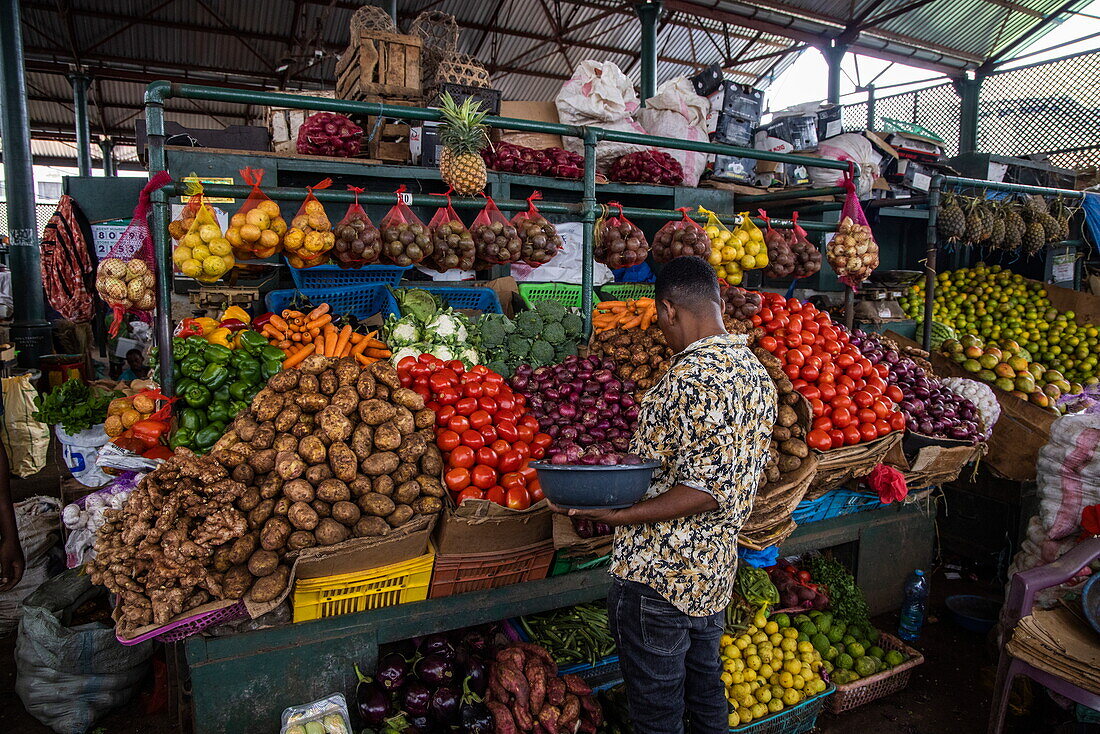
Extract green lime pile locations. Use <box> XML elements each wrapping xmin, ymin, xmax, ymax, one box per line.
<box><xmin>901</xmin><ymin>263</ymin><xmax>1100</xmax><ymax>385</ymax></box>
<box><xmin>791</xmin><ymin>610</ymin><xmax>910</xmax><ymax>685</ymax></box>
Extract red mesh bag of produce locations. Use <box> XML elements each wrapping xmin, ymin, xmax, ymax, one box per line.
<box><xmin>652</xmin><ymin>207</ymin><xmax>711</xmax><ymax>263</ymax></box>
<box><xmin>511</xmin><ymin>192</ymin><xmax>563</xmax><ymax>267</ymax></box>
<box><xmin>595</xmin><ymin>202</ymin><xmax>649</xmax><ymax>269</ymax></box>
<box><xmin>828</xmin><ymin>173</ymin><xmax>879</xmax><ymax>289</ymax></box>
<box><xmin>760</xmin><ymin>209</ymin><xmax>796</xmax><ymax>279</ymax></box>
<box><xmin>789</xmin><ymin>212</ymin><xmax>822</xmax><ymax>279</ymax></box>
<box><xmin>96</xmin><ymin>171</ymin><xmax>171</xmax><ymax>336</ymax></box>
<box><xmin>379</xmin><ymin>185</ymin><xmax>433</xmax><ymax>266</ymax></box>
<box><xmin>471</xmin><ymin>195</ymin><xmax>521</xmax><ymax>265</ymax></box>
<box><xmin>332</xmin><ymin>186</ymin><xmax>382</xmax><ymax>269</ymax></box>
<box><xmin>225</xmin><ymin>168</ymin><xmax>286</xmax><ymax>260</ymax></box>
<box><xmin>427</xmin><ymin>191</ymin><xmax>475</xmax><ymax>272</ymax></box>
<box><xmin>284</xmin><ymin>178</ymin><xmax>335</xmax><ymax>269</ymax></box>
<box><xmin>168</xmin><ymin>177</ymin><xmax>204</xmax><ymax>243</ymax></box>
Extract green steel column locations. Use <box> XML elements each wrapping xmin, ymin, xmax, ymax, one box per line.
<box><xmin>69</xmin><ymin>72</ymin><xmax>93</xmax><ymax>177</ymax></box>
<box><xmin>958</xmin><ymin>72</ymin><xmax>983</xmax><ymax>154</ymax></box>
<box><xmin>0</xmin><ymin>0</ymin><xmax>51</xmax><ymax>367</ymax></box>
<box><xmin>636</xmin><ymin>1</ymin><xmax>662</xmax><ymax>104</ymax></box>
<box><xmin>582</xmin><ymin>128</ymin><xmax>598</xmax><ymax>335</ymax></box>
<box><xmin>866</xmin><ymin>84</ymin><xmax>876</xmax><ymax>130</ymax></box>
<box><xmin>144</xmin><ymin>86</ymin><xmax>175</xmax><ymax>394</ymax></box>
<box><xmin>824</xmin><ymin>43</ymin><xmax>847</xmax><ymax>105</ymax></box>
<box><xmin>387</xmin><ymin>0</ymin><xmax>397</xmax><ymax>24</ymax></box>
<box><xmin>99</xmin><ymin>138</ymin><xmax>117</xmax><ymax>176</ymax></box>
<box><xmin>922</xmin><ymin>176</ymin><xmax>942</xmax><ymax>352</ymax></box>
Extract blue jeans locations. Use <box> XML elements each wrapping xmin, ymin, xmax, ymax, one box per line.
<box><xmin>607</xmin><ymin>577</ymin><xmax>727</xmax><ymax>734</ymax></box>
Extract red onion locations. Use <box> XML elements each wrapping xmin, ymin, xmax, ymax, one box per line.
<box><xmin>296</xmin><ymin>112</ymin><xmax>363</xmax><ymax>157</ymax></box>
<box><xmin>608</xmin><ymin>150</ymin><xmax>684</xmax><ymax>186</ymax></box>
<box><xmin>482</xmin><ymin>141</ymin><xmax>584</xmax><ymax>179</ymax></box>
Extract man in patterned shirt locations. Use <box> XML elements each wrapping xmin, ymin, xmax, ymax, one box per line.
<box><xmin>561</xmin><ymin>256</ymin><xmax>777</xmax><ymax>733</ymax></box>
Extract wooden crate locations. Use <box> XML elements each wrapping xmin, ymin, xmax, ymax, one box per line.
<box><xmin>265</xmin><ymin>90</ymin><xmax>337</xmax><ymax>154</ymax></box>
<box><xmin>352</xmin><ymin>96</ymin><xmax>419</xmax><ymax>164</ymax></box>
<box><xmin>336</xmin><ymin>31</ymin><xmax>422</xmax><ymax>101</ymax></box>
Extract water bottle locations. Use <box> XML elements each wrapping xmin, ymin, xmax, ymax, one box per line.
<box><xmin>898</xmin><ymin>570</ymin><xmax>929</xmax><ymax>642</ymax></box>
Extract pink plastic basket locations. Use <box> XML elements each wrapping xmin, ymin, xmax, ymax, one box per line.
<box><xmin>116</xmin><ymin>600</ymin><xmax>248</xmax><ymax>645</ymax></box>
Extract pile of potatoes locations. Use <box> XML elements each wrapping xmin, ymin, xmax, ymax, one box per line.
<box><xmin>753</xmin><ymin>347</ymin><xmax>810</xmax><ymax>486</ymax></box>
<box><xmin>208</xmin><ymin>355</ymin><xmax>444</xmax><ymax>604</ymax></box>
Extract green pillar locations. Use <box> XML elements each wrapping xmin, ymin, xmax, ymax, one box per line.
<box><xmin>69</xmin><ymin>72</ymin><xmax>93</xmax><ymax>177</ymax></box>
<box><xmin>0</xmin><ymin>0</ymin><xmax>51</xmax><ymax>367</ymax></box>
<box><xmin>866</xmin><ymin>84</ymin><xmax>876</xmax><ymax>129</ymax></box>
<box><xmin>636</xmin><ymin>1</ymin><xmax>662</xmax><ymax>104</ymax></box>
<box><xmin>99</xmin><ymin>138</ymin><xmax>117</xmax><ymax>176</ymax></box>
<box><xmin>824</xmin><ymin>43</ymin><xmax>847</xmax><ymax>105</ymax></box>
<box><xmin>958</xmin><ymin>72</ymin><xmax>983</xmax><ymax>154</ymax></box>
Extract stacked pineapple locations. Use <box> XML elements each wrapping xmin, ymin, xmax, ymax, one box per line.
<box><xmin>438</xmin><ymin>93</ymin><xmax>489</xmax><ymax>196</ymax></box>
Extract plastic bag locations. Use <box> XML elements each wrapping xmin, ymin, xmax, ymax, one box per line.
<box><xmin>285</xmin><ymin>178</ymin><xmax>335</xmax><ymax>269</ymax></box>
<box><xmin>512</xmin><ymin>222</ymin><xmax>614</xmax><ymax>285</ymax></box>
<box><xmin>700</xmin><ymin>206</ymin><xmax>735</xmax><ymax>280</ymax></box>
<box><xmin>789</xmin><ymin>212</ymin><xmax>822</xmax><ymax>279</ymax></box>
<box><xmin>0</xmin><ymin>496</ymin><xmax>59</xmax><ymax>635</ymax></box>
<box><xmin>471</xmin><ymin>195</ymin><xmax>521</xmax><ymax>265</ymax></box>
<box><xmin>15</xmin><ymin>569</ymin><xmax>154</xmax><ymax>733</ymax></box>
<box><xmin>653</xmin><ymin>207</ymin><xmax>711</xmax><ymax>263</ymax></box>
<box><xmin>331</xmin><ymin>186</ymin><xmax>382</xmax><ymax>269</ymax></box>
<box><xmin>427</xmin><ymin>192</ymin><xmax>475</xmax><ymax>272</ymax></box>
<box><xmin>96</xmin><ymin>172</ymin><xmax>170</xmax><ymax>337</ymax></box>
<box><xmin>226</xmin><ymin>167</ymin><xmax>285</xmax><ymax>260</ymax></box>
<box><xmin>554</xmin><ymin>60</ymin><xmax>647</xmax><ymax>172</ymax></box>
<box><xmin>594</xmin><ymin>202</ymin><xmax>649</xmax><ymax>269</ymax></box>
<box><xmin>379</xmin><ymin>185</ymin><xmax>433</xmax><ymax>266</ymax></box>
<box><xmin>512</xmin><ymin>192</ymin><xmax>563</xmax><ymax>267</ymax></box>
<box><xmin>56</xmin><ymin>424</ymin><xmax>112</xmax><ymax>488</ymax></box>
<box><xmin>867</xmin><ymin>464</ymin><xmax>908</xmax><ymax>504</ymax></box>
<box><xmin>280</xmin><ymin>692</ymin><xmax>353</xmax><ymax>734</ymax></box>
<box><xmin>1</xmin><ymin>374</ymin><xmax>49</xmax><ymax>477</ymax></box>
<box><xmin>760</xmin><ymin>210</ymin><xmax>796</xmax><ymax>279</ymax></box>
<box><xmin>809</xmin><ymin>133</ymin><xmax>881</xmax><ymax>199</ymax></box>
<box><xmin>174</xmin><ymin>190</ymin><xmax>234</xmax><ymax>283</ymax></box>
<box><xmin>637</xmin><ymin>77</ymin><xmax>709</xmax><ymax>186</ymax></box>
<box><xmin>828</xmin><ymin>175</ymin><xmax>879</xmax><ymax>289</ymax></box>
<box><xmin>167</xmin><ymin>177</ymin><xmax>204</xmax><ymax>243</ymax></box>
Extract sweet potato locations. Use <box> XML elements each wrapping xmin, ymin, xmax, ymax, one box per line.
<box><xmin>248</xmin><ymin>565</ymin><xmax>289</xmax><ymax>603</ymax></box>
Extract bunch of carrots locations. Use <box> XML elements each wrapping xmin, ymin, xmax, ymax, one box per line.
<box><xmin>259</xmin><ymin>304</ymin><xmax>392</xmax><ymax>369</ymax></box>
<box><xmin>592</xmin><ymin>297</ymin><xmax>657</xmax><ymax>332</ymax></box>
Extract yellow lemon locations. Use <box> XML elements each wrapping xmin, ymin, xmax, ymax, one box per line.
<box><xmin>180</xmin><ymin>258</ymin><xmax>203</xmax><ymax>278</ymax></box>
<box><xmin>745</xmin><ymin>241</ymin><xmax>761</xmax><ymax>256</ymax></box>
<box><xmin>759</xmin><ymin>663</ymin><xmax>774</xmax><ymax>679</ymax></box>
<box><xmin>180</xmin><ymin>232</ymin><xmax>203</xmax><ymax>251</ymax></box>
<box><xmin>198</xmin><ymin>223</ymin><xmax>222</xmax><ymax>242</ymax></box>
<box><xmin>202</xmin><ymin>255</ymin><xmax>228</xmax><ymax>277</ymax></box>
<box><xmin>740</xmin><ymin>254</ymin><xmax>757</xmax><ymax>269</ymax></box>
<box><xmin>778</xmin><ymin>671</ymin><xmax>794</xmax><ymax>689</ymax></box>
<box><xmin>797</xmin><ymin>641</ymin><xmax>813</xmax><ymax>654</ymax></box>
<box><xmin>757</xmin><ymin>252</ymin><xmax>769</xmax><ymax>267</ymax></box>
<box><xmin>704</xmin><ymin>225</ymin><xmax>720</xmax><ymax>238</ymax></box>
<box><xmin>208</xmin><ymin>237</ymin><xmax>232</xmax><ymax>256</ymax></box>
<box><xmin>764</xmin><ymin>621</ymin><xmax>779</xmax><ymax>635</ymax></box>
<box><xmin>782</xmin><ymin>688</ymin><xmax>801</xmax><ymax>706</ymax></box>
<box><xmin>755</xmin><ymin>687</ymin><xmax>772</xmax><ymax>704</ymax></box>
<box><xmin>784</xmin><ymin>659</ymin><xmax>802</xmax><ymax>675</ymax></box>
<box><xmin>743</xmin><ymin>668</ymin><xmax>756</xmax><ymax>683</ymax></box>
<box><xmin>191</xmin><ymin>244</ymin><xmax>211</xmax><ymax>262</ymax></box>
<box><xmin>172</xmin><ymin>246</ymin><xmax>192</xmax><ymax>266</ymax></box>
<box><xmin>751</xmin><ymin>703</ymin><xmax>767</xmax><ymax>720</ymax></box>
<box><xmin>728</xmin><ymin>712</ymin><xmax>740</xmax><ymax>728</ymax></box>
<box><xmin>768</xmin><ymin>698</ymin><xmax>784</xmax><ymax>713</ymax></box>
<box><xmin>792</xmin><ymin>674</ymin><xmax>805</xmax><ymax>690</ymax></box>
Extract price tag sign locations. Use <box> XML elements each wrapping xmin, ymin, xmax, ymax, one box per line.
<box><xmin>398</xmin><ymin>191</ymin><xmax>413</xmax><ymax>206</ymax></box>
<box><xmin>1052</xmin><ymin>252</ymin><xmax>1077</xmax><ymax>284</ymax></box>
<box><xmin>90</xmin><ymin>219</ymin><xmax>129</xmax><ymax>259</ymax></box>
<box><xmin>180</xmin><ymin>176</ymin><xmax>235</xmax><ymax>204</ymax></box>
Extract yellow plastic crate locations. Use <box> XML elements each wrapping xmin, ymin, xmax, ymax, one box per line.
<box><xmin>291</xmin><ymin>547</ymin><xmax>435</xmax><ymax>622</ymax></box>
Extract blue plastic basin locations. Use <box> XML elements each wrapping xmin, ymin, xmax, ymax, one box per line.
<box><xmin>945</xmin><ymin>594</ymin><xmax>1001</xmax><ymax>634</ymax></box>
<box><xmin>531</xmin><ymin>461</ymin><xmax>660</xmax><ymax>509</ymax></box>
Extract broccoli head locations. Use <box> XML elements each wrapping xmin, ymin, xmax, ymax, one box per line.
<box><xmin>555</xmin><ymin>340</ymin><xmax>578</xmax><ymax>360</ymax></box>
<box><xmin>562</xmin><ymin>312</ymin><xmax>584</xmax><ymax>339</ymax></box>
<box><xmin>477</xmin><ymin>314</ymin><xmax>510</xmax><ymax>348</ymax></box>
<box><xmin>541</xmin><ymin>321</ymin><xmax>566</xmax><ymax>345</ymax></box>
<box><xmin>515</xmin><ymin>310</ymin><xmax>544</xmax><ymax>338</ymax></box>
<box><xmin>506</xmin><ymin>333</ymin><xmax>531</xmax><ymax>359</ymax></box>
<box><xmin>487</xmin><ymin>359</ymin><xmax>512</xmax><ymax>378</ymax></box>
<box><xmin>529</xmin><ymin>340</ymin><xmax>556</xmax><ymax>366</ymax></box>
<box><xmin>535</xmin><ymin>298</ymin><xmax>567</xmax><ymax>323</ymax></box>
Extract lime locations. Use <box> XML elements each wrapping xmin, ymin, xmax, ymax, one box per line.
<box><xmin>810</xmin><ymin>634</ymin><xmax>830</xmax><ymax>655</ymax></box>
<box><xmin>825</xmin><ymin>645</ymin><xmax>838</xmax><ymax>661</ymax></box>
<box><xmin>836</xmin><ymin>653</ymin><xmax>853</xmax><ymax>670</ymax></box>
<box><xmin>772</xmin><ymin>613</ymin><xmax>791</xmax><ymax>628</ymax></box>
<box><xmin>827</xmin><ymin>626</ymin><xmax>845</xmax><ymax>644</ymax></box>
<box><xmin>868</xmin><ymin>646</ymin><xmax>885</xmax><ymax>660</ymax></box>
<box><xmin>846</xmin><ymin>642</ymin><xmax>865</xmax><ymax>659</ymax></box>
<box><xmin>884</xmin><ymin>650</ymin><xmax>906</xmax><ymax>667</ymax></box>
<box><xmin>793</xmin><ymin>614</ymin><xmax>811</xmax><ymax>626</ymax></box>
<box><xmin>798</xmin><ymin>622</ymin><xmax>818</xmax><ymax>637</ymax></box>
<box><xmin>854</xmin><ymin>656</ymin><xmax>878</xmax><ymax>677</ymax></box>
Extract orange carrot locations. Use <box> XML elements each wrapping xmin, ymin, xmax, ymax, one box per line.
<box><xmin>355</xmin><ymin>354</ymin><xmax>379</xmax><ymax>367</ymax></box>
<box><xmin>323</xmin><ymin>328</ymin><xmax>338</xmax><ymax>357</ymax></box>
<box><xmin>352</xmin><ymin>338</ymin><xmax>370</xmax><ymax>357</ymax></box>
<box><xmin>363</xmin><ymin>347</ymin><xmax>392</xmax><ymax>358</ymax></box>
<box><xmin>333</xmin><ymin>324</ymin><xmax>353</xmax><ymax>355</ymax></box>
<box><xmin>283</xmin><ymin>343</ymin><xmax>315</xmax><ymax>368</ymax></box>
<box><xmin>307</xmin><ymin>303</ymin><xmax>330</xmax><ymax>320</ymax></box>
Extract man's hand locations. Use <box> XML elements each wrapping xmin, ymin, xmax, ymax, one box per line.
<box><xmin>547</xmin><ymin>501</ymin><xmax>623</xmax><ymax>525</ymax></box>
<box><xmin>0</xmin><ymin>536</ymin><xmax>24</xmax><ymax>592</ymax></box>
<box><xmin>547</xmin><ymin>484</ymin><xmax>717</xmax><ymax>529</ymax></box>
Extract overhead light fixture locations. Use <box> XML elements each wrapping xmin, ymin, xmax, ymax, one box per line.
<box><xmin>275</xmin><ymin>62</ymin><xmax>290</xmax><ymax>72</ymax></box>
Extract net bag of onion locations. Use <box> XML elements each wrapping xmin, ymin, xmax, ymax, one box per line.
<box><xmin>789</xmin><ymin>212</ymin><xmax>822</xmax><ymax>279</ymax></box>
<box><xmin>481</xmin><ymin>140</ymin><xmax>584</xmax><ymax>179</ymax></box>
<box><xmin>471</xmin><ymin>195</ymin><xmax>521</xmax><ymax>265</ymax></box>
<box><xmin>295</xmin><ymin>112</ymin><xmax>363</xmax><ymax>158</ymax></box>
<box><xmin>379</xmin><ymin>185</ymin><xmax>433</xmax><ymax>266</ymax></box>
<box><xmin>511</xmin><ymin>191</ymin><xmax>563</xmax><ymax>267</ymax></box>
<box><xmin>608</xmin><ymin>149</ymin><xmax>684</xmax><ymax>186</ymax></box>
<box><xmin>595</xmin><ymin>202</ymin><xmax>649</xmax><ymax>269</ymax></box>
<box><xmin>331</xmin><ymin>186</ymin><xmax>382</xmax><ymax>269</ymax></box>
<box><xmin>760</xmin><ymin>209</ymin><xmax>796</xmax><ymax>279</ymax></box>
<box><xmin>174</xmin><ymin>189</ymin><xmax>234</xmax><ymax>283</ymax></box>
<box><xmin>427</xmin><ymin>191</ymin><xmax>475</xmax><ymax>272</ymax></box>
<box><xmin>225</xmin><ymin>167</ymin><xmax>286</xmax><ymax>260</ymax></box>
<box><xmin>167</xmin><ymin>177</ymin><xmax>204</xmax><ymax>243</ymax></box>
<box><xmin>653</xmin><ymin>207</ymin><xmax>712</xmax><ymax>263</ymax></box>
<box><xmin>284</xmin><ymin>178</ymin><xmax>335</xmax><ymax>269</ymax></box>
<box><xmin>828</xmin><ymin>174</ymin><xmax>879</xmax><ymax>288</ymax></box>
<box><xmin>96</xmin><ymin>172</ymin><xmax>170</xmax><ymax>336</ymax></box>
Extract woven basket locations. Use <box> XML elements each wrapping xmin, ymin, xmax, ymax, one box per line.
<box><xmin>409</xmin><ymin>10</ymin><xmax>459</xmax><ymax>84</ymax></box>
<box><xmin>739</xmin><ymin>517</ymin><xmax>797</xmax><ymax>551</ymax></box>
<box><xmin>432</xmin><ymin>51</ymin><xmax>493</xmax><ymax>90</ymax></box>
<box><xmin>826</xmin><ymin>632</ymin><xmax>925</xmax><ymax>713</ymax></box>
<box><xmin>349</xmin><ymin>5</ymin><xmax>396</xmax><ymax>34</ymax></box>
<box><xmin>807</xmin><ymin>432</ymin><xmax>902</xmax><ymax>497</ymax></box>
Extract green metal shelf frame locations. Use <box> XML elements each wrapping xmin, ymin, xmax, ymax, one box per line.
<box><xmin>144</xmin><ymin>81</ymin><xmax>854</xmax><ymax>394</ymax></box>
<box><xmin>921</xmin><ymin>174</ymin><xmax>1086</xmax><ymax>351</ymax></box>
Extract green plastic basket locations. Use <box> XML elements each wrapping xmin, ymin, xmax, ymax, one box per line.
<box><xmin>550</xmin><ymin>551</ymin><xmax>610</xmax><ymax>577</ymax></box>
<box><xmin>518</xmin><ymin>283</ymin><xmax>583</xmax><ymax>309</ymax></box>
<box><xmin>599</xmin><ymin>282</ymin><xmax>654</xmax><ymax>301</ymax></box>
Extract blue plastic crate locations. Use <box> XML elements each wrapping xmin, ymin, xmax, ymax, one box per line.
<box><xmin>792</xmin><ymin>489</ymin><xmax>883</xmax><ymax>525</ymax></box>
<box><xmin>394</xmin><ymin>285</ymin><xmax>502</xmax><ymax>314</ymax></box>
<box><xmin>287</xmin><ymin>262</ymin><xmax>410</xmax><ymax>289</ymax></box>
<box><xmin>265</xmin><ymin>284</ymin><xmax>399</xmax><ymax>321</ymax></box>
<box><xmin>729</xmin><ymin>684</ymin><xmax>834</xmax><ymax>734</ymax></box>
<box><xmin>560</xmin><ymin>655</ymin><xmax>623</xmax><ymax>692</ymax></box>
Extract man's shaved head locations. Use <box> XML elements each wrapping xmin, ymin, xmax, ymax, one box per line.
<box><xmin>655</xmin><ymin>255</ymin><xmax>722</xmax><ymax>309</ymax></box>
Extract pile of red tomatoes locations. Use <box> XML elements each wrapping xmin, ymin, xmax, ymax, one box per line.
<box><xmin>751</xmin><ymin>293</ymin><xmax>905</xmax><ymax>451</ymax></box>
<box><xmin>398</xmin><ymin>355</ymin><xmax>552</xmax><ymax>510</ymax></box>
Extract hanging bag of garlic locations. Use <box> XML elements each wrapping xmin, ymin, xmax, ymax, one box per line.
<box><xmin>827</xmin><ymin>170</ymin><xmax>880</xmax><ymax>289</ymax></box>
<box><xmin>96</xmin><ymin>172</ymin><xmax>171</xmax><ymax>337</ymax></box>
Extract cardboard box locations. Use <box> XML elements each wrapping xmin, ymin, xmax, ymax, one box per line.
<box><xmin>896</xmin><ymin>159</ymin><xmax>934</xmax><ymax>192</ymax></box>
<box><xmin>719</xmin><ymin>82</ymin><xmax>764</xmax><ymax>121</ymax></box>
<box><xmin>712</xmin><ymin>155</ymin><xmax>756</xmax><ymax>183</ymax></box>
<box><xmin>434</xmin><ymin>498</ymin><xmax>552</xmax><ymax>555</ymax></box>
<box><xmin>817</xmin><ymin>105</ymin><xmax>844</xmax><ymax>140</ymax></box>
<box><xmin>293</xmin><ymin>515</ymin><xmax>435</xmax><ymax>580</ymax></box>
<box><xmin>689</xmin><ymin>64</ymin><xmax>725</xmax><ymax>97</ymax></box>
<box><xmin>492</xmin><ymin>101</ymin><xmax>563</xmax><ymax>150</ymax></box>
<box><xmin>761</xmin><ymin>115</ymin><xmax>818</xmax><ymax>151</ymax></box>
<box><xmin>886</xmin><ymin>132</ymin><xmax>942</xmax><ymax>163</ymax></box>
<box><xmin>713</xmin><ymin>112</ymin><xmax>754</xmax><ymax>147</ymax></box>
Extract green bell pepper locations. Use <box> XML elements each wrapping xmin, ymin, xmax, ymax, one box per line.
<box><xmin>195</xmin><ymin>422</ymin><xmax>226</xmax><ymax>450</ymax></box>
<box><xmin>171</xmin><ymin>336</ymin><xmax>192</xmax><ymax>360</ymax></box>
<box><xmin>260</xmin><ymin>345</ymin><xmax>288</xmax><ymax>363</ymax></box>
<box><xmin>236</xmin><ymin>357</ymin><xmax>262</xmax><ymax>386</ymax></box>
<box><xmin>227</xmin><ymin>380</ymin><xmax>253</xmax><ymax>402</ymax></box>
<box><xmin>199</xmin><ymin>363</ymin><xmax>231</xmax><ymax>391</ymax></box>
<box><xmin>207</xmin><ymin>400</ymin><xmax>233</xmax><ymax>424</ymax></box>
<box><xmin>170</xmin><ymin>427</ymin><xmax>195</xmax><ymax>450</ymax></box>
<box><xmin>237</xmin><ymin>329</ymin><xmax>269</xmax><ymax>355</ymax></box>
<box><xmin>213</xmin><ymin>387</ymin><xmax>231</xmax><ymax>404</ymax></box>
<box><xmin>183</xmin><ymin>384</ymin><xmax>212</xmax><ymax>409</ymax></box>
<box><xmin>178</xmin><ymin>407</ymin><xmax>207</xmax><ymax>432</ymax></box>
<box><xmin>230</xmin><ymin>399</ymin><xmax>249</xmax><ymax>416</ymax></box>
<box><xmin>260</xmin><ymin>360</ymin><xmax>281</xmax><ymax>381</ymax></box>
<box><xmin>181</xmin><ymin>355</ymin><xmax>206</xmax><ymax>379</ymax></box>
<box><xmin>172</xmin><ymin>363</ymin><xmax>183</xmax><ymax>384</ymax></box>
<box><xmin>175</xmin><ymin>378</ymin><xmax>197</xmax><ymax>395</ymax></box>
<box><xmin>203</xmin><ymin>343</ymin><xmax>233</xmax><ymax>365</ymax></box>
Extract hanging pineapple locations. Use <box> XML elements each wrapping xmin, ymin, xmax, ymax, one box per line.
<box><xmin>1052</xmin><ymin>198</ymin><xmax>1072</xmax><ymax>241</ymax></box>
<box><xmin>964</xmin><ymin>198</ymin><xmax>985</xmax><ymax>246</ymax></box>
<box><xmin>937</xmin><ymin>192</ymin><xmax>965</xmax><ymax>243</ymax></box>
<box><xmin>437</xmin><ymin>93</ymin><xmax>489</xmax><ymax>196</ymax></box>
<box><xmin>1003</xmin><ymin>204</ymin><xmax>1025</xmax><ymax>252</ymax></box>
<box><xmin>988</xmin><ymin>212</ymin><xmax>1006</xmax><ymax>249</ymax></box>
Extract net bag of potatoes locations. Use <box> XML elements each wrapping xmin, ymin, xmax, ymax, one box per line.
<box><xmin>225</xmin><ymin>168</ymin><xmax>286</xmax><ymax>260</ymax></box>
<box><xmin>789</xmin><ymin>211</ymin><xmax>822</xmax><ymax>279</ymax></box>
<box><xmin>760</xmin><ymin>209</ymin><xmax>796</xmax><ymax>279</ymax></box>
<box><xmin>471</xmin><ymin>195</ymin><xmax>521</xmax><ymax>266</ymax></box>
<box><xmin>427</xmin><ymin>191</ymin><xmax>475</xmax><ymax>272</ymax></box>
<box><xmin>652</xmin><ymin>207</ymin><xmax>711</xmax><ymax>263</ymax></box>
<box><xmin>595</xmin><ymin>202</ymin><xmax>649</xmax><ymax>270</ymax></box>
<box><xmin>174</xmin><ymin>190</ymin><xmax>235</xmax><ymax>284</ymax></box>
<box><xmin>96</xmin><ymin>172</ymin><xmax>170</xmax><ymax>336</ymax></box>
<box><xmin>379</xmin><ymin>185</ymin><xmax>433</xmax><ymax>267</ymax></box>
<box><xmin>511</xmin><ymin>192</ymin><xmax>563</xmax><ymax>267</ymax></box>
<box><xmin>331</xmin><ymin>186</ymin><xmax>382</xmax><ymax>269</ymax></box>
<box><xmin>828</xmin><ymin>172</ymin><xmax>879</xmax><ymax>289</ymax></box>
<box><xmin>285</xmin><ymin>178</ymin><xmax>335</xmax><ymax>269</ymax></box>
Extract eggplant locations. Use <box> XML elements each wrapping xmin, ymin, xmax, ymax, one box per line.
<box><xmin>461</xmin><ymin>628</ymin><xmax>490</xmax><ymax>654</ymax></box>
<box><xmin>404</xmin><ymin>681</ymin><xmax>432</xmax><ymax>717</ymax></box>
<box><xmin>376</xmin><ymin>652</ymin><xmax>408</xmax><ymax>692</ymax></box>
<box><xmin>419</xmin><ymin>633</ymin><xmax>455</xmax><ymax>660</ymax></box>
<box><xmin>405</xmin><ymin>713</ymin><xmax>436</xmax><ymax>734</ymax></box>
<box><xmin>463</xmin><ymin>660</ymin><xmax>488</xmax><ymax>696</ymax></box>
<box><xmin>430</xmin><ymin>686</ymin><xmax>460</xmax><ymax>724</ymax></box>
<box><xmin>354</xmin><ymin>665</ymin><xmax>391</xmax><ymax>726</ymax></box>
<box><xmin>461</xmin><ymin>701</ymin><xmax>493</xmax><ymax>733</ymax></box>
<box><xmin>414</xmin><ymin>654</ymin><xmax>456</xmax><ymax>686</ymax></box>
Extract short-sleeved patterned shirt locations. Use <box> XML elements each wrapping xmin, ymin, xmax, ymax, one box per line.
<box><xmin>610</xmin><ymin>332</ymin><xmax>777</xmax><ymax>617</ymax></box>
